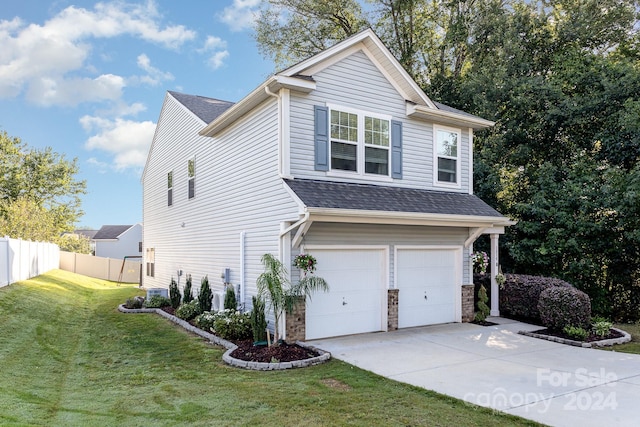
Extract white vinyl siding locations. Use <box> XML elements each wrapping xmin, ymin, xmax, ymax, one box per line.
<box><xmin>295</xmin><ymin>222</ymin><xmax>471</xmax><ymax>288</ymax></box>
<box><xmin>142</xmin><ymin>94</ymin><xmax>299</xmax><ymax>308</ymax></box>
<box><xmin>288</xmin><ymin>50</ymin><xmax>470</xmax><ymax>193</ymax></box>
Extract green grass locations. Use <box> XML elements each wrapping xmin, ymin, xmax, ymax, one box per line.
<box><xmin>0</xmin><ymin>270</ymin><xmax>542</xmax><ymax>426</ymax></box>
<box><xmin>600</xmin><ymin>323</ymin><xmax>640</xmax><ymax>355</ymax></box>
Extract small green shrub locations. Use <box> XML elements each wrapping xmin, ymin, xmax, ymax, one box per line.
<box><xmin>250</xmin><ymin>296</ymin><xmax>267</xmax><ymax>342</ymax></box>
<box><xmin>474</xmin><ymin>285</ymin><xmax>490</xmax><ymax>322</ymax></box>
<box><xmin>175</xmin><ymin>300</ymin><xmax>201</xmax><ymax>321</ymax></box>
<box><xmin>592</xmin><ymin>319</ymin><xmax>613</xmax><ymax>337</ymax></box>
<box><xmin>538</xmin><ymin>286</ymin><xmax>591</xmax><ymax>331</ymax></box>
<box><xmin>212</xmin><ymin>309</ymin><xmax>252</xmax><ymax>340</ymax></box>
<box><xmin>224</xmin><ymin>286</ymin><xmax>236</xmax><ymax>310</ymax></box>
<box><xmin>183</xmin><ymin>275</ymin><xmax>194</xmax><ymax>303</ymax></box>
<box><xmin>563</xmin><ymin>325</ymin><xmax>588</xmax><ymax>341</ymax></box>
<box><xmin>144</xmin><ymin>295</ymin><xmax>171</xmax><ymax>308</ymax></box>
<box><xmin>194</xmin><ymin>311</ymin><xmax>216</xmax><ymax>331</ymax></box>
<box><xmin>124</xmin><ymin>297</ymin><xmax>144</xmax><ymax>309</ymax></box>
<box><xmin>169</xmin><ymin>277</ymin><xmax>181</xmax><ymax>309</ymax></box>
<box><xmin>198</xmin><ymin>276</ymin><xmax>213</xmax><ymax>313</ymax></box>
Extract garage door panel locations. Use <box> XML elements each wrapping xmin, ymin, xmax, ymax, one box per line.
<box><xmin>305</xmin><ymin>248</ymin><xmax>385</xmax><ymax>340</ymax></box>
<box><xmin>397</xmin><ymin>248</ymin><xmax>458</xmax><ymax>329</ymax></box>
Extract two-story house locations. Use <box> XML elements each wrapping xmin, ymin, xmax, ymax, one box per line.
<box><xmin>142</xmin><ymin>29</ymin><xmax>512</xmax><ymax>341</ymax></box>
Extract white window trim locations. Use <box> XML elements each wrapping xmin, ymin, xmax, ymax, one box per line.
<box><xmin>433</xmin><ymin>124</ymin><xmax>462</xmax><ymax>189</ymax></box>
<box><xmin>326</xmin><ymin>103</ymin><xmax>393</xmax><ymax>180</ymax></box>
<box><xmin>167</xmin><ymin>170</ymin><xmax>174</xmax><ymax>207</ymax></box>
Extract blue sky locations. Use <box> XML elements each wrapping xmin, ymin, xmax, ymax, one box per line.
<box><xmin>0</xmin><ymin>0</ymin><xmax>274</xmax><ymax>229</ymax></box>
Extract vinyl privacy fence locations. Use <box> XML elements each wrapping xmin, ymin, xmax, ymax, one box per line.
<box><xmin>0</xmin><ymin>236</ymin><xmax>60</xmax><ymax>288</ymax></box>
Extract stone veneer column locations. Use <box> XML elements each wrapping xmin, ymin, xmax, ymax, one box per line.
<box><xmin>461</xmin><ymin>285</ymin><xmax>475</xmax><ymax>322</ymax></box>
<box><xmin>388</xmin><ymin>289</ymin><xmax>399</xmax><ymax>331</ymax></box>
<box><xmin>285</xmin><ymin>296</ymin><xmax>305</xmax><ymax>343</ymax></box>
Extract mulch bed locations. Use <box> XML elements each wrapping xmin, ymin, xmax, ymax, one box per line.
<box><xmin>230</xmin><ymin>339</ymin><xmax>320</xmax><ymax>363</ymax></box>
<box><xmin>157</xmin><ymin>306</ymin><xmax>319</xmax><ymax>363</ymax></box>
<box><xmin>530</xmin><ymin>328</ymin><xmax>624</xmax><ymax>343</ymax></box>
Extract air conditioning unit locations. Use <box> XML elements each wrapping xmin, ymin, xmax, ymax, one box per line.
<box><xmin>146</xmin><ymin>288</ymin><xmax>168</xmax><ymax>299</ymax></box>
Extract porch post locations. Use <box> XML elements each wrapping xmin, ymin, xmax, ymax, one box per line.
<box><xmin>490</xmin><ymin>233</ymin><xmax>500</xmax><ymax>316</ymax></box>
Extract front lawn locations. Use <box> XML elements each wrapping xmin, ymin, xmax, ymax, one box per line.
<box><xmin>0</xmin><ymin>270</ymin><xmax>541</xmax><ymax>426</ymax></box>
<box><xmin>602</xmin><ymin>323</ymin><xmax>640</xmax><ymax>355</ymax></box>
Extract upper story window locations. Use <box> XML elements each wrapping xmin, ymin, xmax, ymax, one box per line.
<box><xmin>329</xmin><ymin>105</ymin><xmax>391</xmax><ymax>177</ymax></box>
<box><xmin>146</xmin><ymin>247</ymin><xmax>155</xmax><ymax>277</ymax></box>
<box><xmin>167</xmin><ymin>171</ymin><xmax>173</xmax><ymax>206</ymax></box>
<box><xmin>188</xmin><ymin>157</ymin><xmax>195</xmax><ymax>199</ymax></box>
<box><xmin>434</xmin><ymin>125</ymin><xmax>461</xmax><ymax>187</ymax></box>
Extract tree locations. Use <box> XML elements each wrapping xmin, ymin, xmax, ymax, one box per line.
<box><xmin>0</xmin><ymin>131</ymin><xmax>86</xmax><ymax>241</ymax></box>
<box><xmin>256</xmin><ymin>253</ymin><xmax>328</xmax><ymax>343</ymax></box>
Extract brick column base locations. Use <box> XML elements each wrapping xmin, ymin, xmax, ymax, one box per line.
<box><xmin>461</xmin><ymin>284</ymin><xmax>475</xmax><ymax>322</ymax></box>
<box><xmin>285</xmin><ymin>296</ymin><xmax>305</xmax><ymax>343</ymax></box>
<box><xmin>388</xmin><ymin>289</ymin><xmax>399</xmax><ymax>331</ymax></box>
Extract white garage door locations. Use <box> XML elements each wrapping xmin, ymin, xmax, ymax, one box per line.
<box><xmin>396</xmin><ymin>247</ymin><xmax>460</xmax><ymax>328</ymax></box>
<box><xmin>305</xmin><ymin>248</ymin><xmax>386</xmax><ymax>340</ymax></box>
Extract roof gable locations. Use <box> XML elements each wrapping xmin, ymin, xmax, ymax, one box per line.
<box><xmin>94</xmin><ymin>225</ymin><xmax>134</xmax><ymax>240</ymax></box>
<box><xmin>168</xmin><ymin>91</ymin><xmax>234</xmax><ymax>124</ymax></box>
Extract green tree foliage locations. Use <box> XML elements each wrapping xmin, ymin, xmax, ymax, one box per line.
<box><xmin>0</xmin><ymin>131</ymin><xmax>86</xmax><ymax>243</ymax></box>
<box><xmin>183</xmin><ymin>274</ymin><xmax>194</xmax><ymax>303</ymax></box>
<box><xmin>198</xmin><ymin>276</ymin><xmax>213</xmax><ymax>313</ymax></box>
<box><xmin>254</xmin><ymin>0</ymin><xmax>640</xmax><ymax>320</ymax></box>
<box><xmin>57</xmin><ymin>233</ymin><xmax>93</xmax><ymax>254</ymax></box>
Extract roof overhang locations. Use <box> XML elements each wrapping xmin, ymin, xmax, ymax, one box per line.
<box><xmin>406</xmin><ymin>103</ymin><xmax>495</xmax><ymax>130</ymax></box>
<box><xmin>304</xmin><ymin>206</ymin><xmax>515</xmax><ymax>228</ymax></box>
<box><xmin>199</xmin><ymin>75</ymin><xmax>316</xmax><ymax>137</ymax></box>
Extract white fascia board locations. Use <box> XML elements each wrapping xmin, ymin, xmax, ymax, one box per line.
<box><xmin>407</xmin><ymin>103</ymin><xmax>495</xmax><ymax>130</ymax></box>
<box><xmin>199</xmin><ymin>76</ymin><xmax>316</xmax><ymax>137</ymax></box>
<box><xmin>306</xmin><ymin>207</ymin><xmax>514</xmax><ymax>228</ymax></box>
<box><xmin>282</xmin><ymin>181</ymin><xmax>307</xmax><ymax>215</ymax></box>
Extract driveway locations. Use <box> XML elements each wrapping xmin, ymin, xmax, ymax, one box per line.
<box><xmin>311</xmin><ymin>318</ymin><xmax>640</xmax><ymax>427</ymax></box>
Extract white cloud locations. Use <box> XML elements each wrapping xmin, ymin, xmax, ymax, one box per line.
<box><xmin>81</xmin><ymin>115</ymin><xmax>156</xmax><ymax>170</ymax></box>
<box><xmin>218</xmin><ymin>0</ymin><xmax>261</xmax><ymax>32</ymax></box>
<box><xmin>200</xmin><ymin>36</ymin><xmax>230</xmax><ymax>70</ymax></box>
<box><xmin>0</xmin><ymin>1</ymin><xmax>195</xmax><ymax>105</ymax></box>
<box><xmin>131</xmin><ymin>53</ymin><xmax>174</xmax><ymax>86</ymax></box>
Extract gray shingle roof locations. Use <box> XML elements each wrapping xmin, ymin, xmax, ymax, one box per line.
<box><xmin>284</xmin><ymin>179</ymin><xmax>504</xmax><ymax>218</ymax></box>
<box><xmin>169</xmin><ymin>91</ymin><xmax>234</xmax><ymax>124</ymax></box>
<box><xmin>433</xmin><ymin>101</ymin><xmax>488</xmax><ymax>122</ymax></box>
<box><xmin>94</xmin><ymin>225</ymin><xmax>133</xmax><ymax>240</ymax></box>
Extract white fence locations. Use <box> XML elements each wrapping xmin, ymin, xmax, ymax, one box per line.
<box><xmin>59</xmin><ymin>251</ymin><xmax>141</xmax><ymax>284</ymax></box>
<box><xmin>0</xmin><ymin>236</ymin><xmax>60</xmax><ymax>288</ymax></box>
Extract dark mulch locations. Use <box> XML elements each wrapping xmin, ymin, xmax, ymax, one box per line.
<box><xmin>230</xmin><ymin>339</ymin><xmax>320</xmax><ymax>363</ymax></box>
<box><xmin>161</xmin><ymin>306</ymin><xmax>176</xmax><ymax>315</ymax></box>
<box><xmin>472</xmin><ymin>320</ymin><xmax>499</xmax><ymax>326</ymax></box>
<box><xmin>531</xmin><ymin>328</ymin><xmax>624</xmax><ymax>343</ymax></box>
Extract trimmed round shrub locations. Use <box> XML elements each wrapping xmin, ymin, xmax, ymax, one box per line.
<box><xmin>475</xmin><ymin>274</ymin><xmax>573</xmax><ymax>323</ymax></box>
<box><xmin>175</xmin><ymin>300</ymin><xmax>202</xmax><ymax>321</ymax></box>
<box><xmin>538</xmin><ymin>286</ymin><xmax>591</xmax><ymax>331</ymax></box>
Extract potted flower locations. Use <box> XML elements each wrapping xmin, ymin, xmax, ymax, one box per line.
<box><xmin>294</xmin><ymin>253</ymin><xmax>317</xmax><ymax>276</ymax></box>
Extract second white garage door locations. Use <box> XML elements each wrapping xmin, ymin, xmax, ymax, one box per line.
<box><xmin>396</xmin><ymin>247</ymin><xmax>460</xmax><ymax>328</ymax></box>
<box><xmin>305</xmin><ymin>247</ymin><xmax>387</xmax><ymax>340</ymax></box>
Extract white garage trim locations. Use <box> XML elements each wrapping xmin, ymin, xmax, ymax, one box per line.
<box><xmin>394</xmin><ymin>245</ymin><xmax>463</xmax><ymax>325</ymax></box>
<box><xmin>303</xmin><ymin>245</ymin><xmax>389</xmax><ymax>339</ymax></box>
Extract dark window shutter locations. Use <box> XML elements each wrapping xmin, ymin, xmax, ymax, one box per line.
<box><xmin>314</xmin><ymin>105</ymin><xmax>329</xmax><ymax>171</ymax></box>
<box><xmin>391</xmin><ymin>120</ymin><xmax>403</xmax><ymax>179</ymax></box>
<box><xmin>188</xmin><ymin>178</ymin><xmax>195</xmax><ymax>199</ymax></box>
<box><xmin>168</xmin><ymin>188</ymin><xmax>173</xmax><ymax>206</ymax></box>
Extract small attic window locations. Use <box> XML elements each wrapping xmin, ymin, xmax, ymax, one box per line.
<box><xmin>167</xmin><ymin>171</ymin><xmax>173</xmax><ymax>206</ymax></box>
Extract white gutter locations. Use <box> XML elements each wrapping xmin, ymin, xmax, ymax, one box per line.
<box><xmin>406</xmin><ymin>103</ymin><xmax>495</xmax><ymax>130</ymax></box>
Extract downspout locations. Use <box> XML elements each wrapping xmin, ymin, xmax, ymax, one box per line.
<box><xmin>240</xmin><ymin>231</ymin><xmax>246</xmax><ymax>311</ymax></box>
<box><xmin>265</xmin><ymin>86</ymin><xmax>283</xmax><ymax>176</ymax></box>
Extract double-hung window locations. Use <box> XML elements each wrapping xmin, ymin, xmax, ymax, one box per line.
<box><xmin>329</xmin><ymin>105</ymin><xmax>391</xmax><ymax>177</ymax></box>
<box><xmin>167</xmin><ymin>171</ymin><xmax>173</xmax><ymax>206</ymax></box>
<box><xmin>188</xmin><ymin>157</ymin><xmax>195</xmax><ymax>199</ymax></box>
<box><xmin>146</xmin><ymin>248</ymin><xmax>155</xmax><ymax>277</ymax></box>
<box><xmin>434</xmin><ymin>125</ymin><xmax>461</xmax><ymax>187</ymax></box>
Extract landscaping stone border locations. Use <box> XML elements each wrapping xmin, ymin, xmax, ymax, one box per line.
<box><xmin>518</xmin><ymin>327</ymin><xmax>631</xmax><ymax>348</ymax></box>
<box><xmin>118</xmin><ymin>304</ymin><xmax>331</xmax><ymax>370</ymax></box>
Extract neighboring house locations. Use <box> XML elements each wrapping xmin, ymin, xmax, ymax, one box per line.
<box><xmin>142</xmin><ymin>29</ymin><xmax>513</xmax><ymax>341</ymax></box>
<box><xmin>62</xmin><ymin>229</ymin><xmax>98</xmax><ymax>254</ymax></box>
<box><xmin>94</xmin><ymin>224</ymin><xmax>142</xmax><ymax>260</ymax></box>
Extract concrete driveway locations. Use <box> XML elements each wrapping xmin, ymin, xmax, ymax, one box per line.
<box><xmin>310</xmin><ymin>318</ymin><xmax>640</xmax><ymax>427</ymax></box>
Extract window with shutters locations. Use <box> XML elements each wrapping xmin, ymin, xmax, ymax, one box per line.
<box><xmin>328</xmin><ymin>104</ymin><xmax>391</xmax><ymax>177</ymax></box>
<box><xmin>434</xmin><ymin>125</ymin><xmax>461</xmax><ymax>188</ymax></box>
